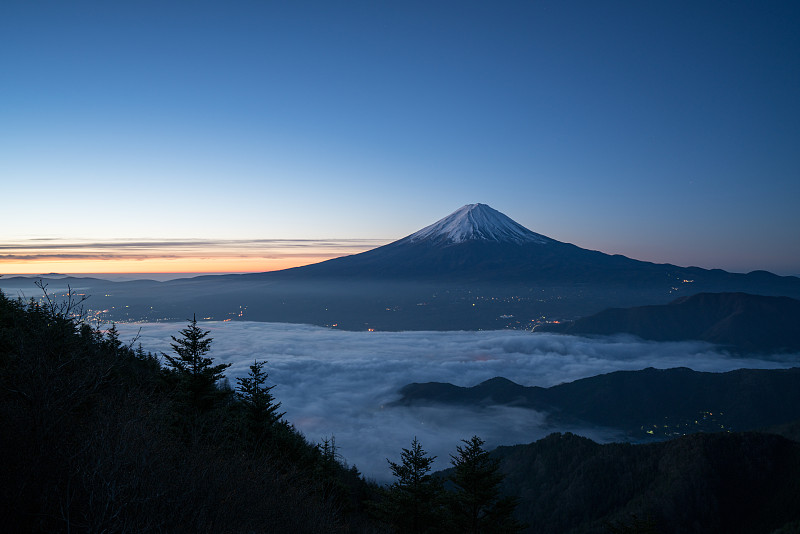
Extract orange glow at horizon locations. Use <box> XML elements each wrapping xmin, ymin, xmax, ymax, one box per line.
<box><xmin>0</xmin><ymin>237</ymin><xmax>388</xmax><ymax>275</ymax></box>
<box><xmin>0</xmin><ymin>255</ymin><xmax>341</xmax><ymax>275</ymax></box>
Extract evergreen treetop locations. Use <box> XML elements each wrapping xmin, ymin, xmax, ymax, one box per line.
<box><xmin>236</xmin><ymin>359</ymin><xmax>285</xmax><ymax>434</ymax></box>
<box><xmin>376</xmin><ymin>436</ymin><xmax>446</xmax><ymax>533</ymax></box>
<box><xmin>162</xmin><ymin>314</ymin><xmax>230</xmax><ymax>411</ymax></box>
<box><xmin>448</xmin><ymin>435</ymin><xmax>525</xmax><ymax>534</ymax></box>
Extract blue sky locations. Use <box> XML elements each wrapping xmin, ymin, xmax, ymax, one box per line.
<box><xmin>2</xmin><ymin>1</ymin><xmax>799</xmax><ymax>275</ymax></box>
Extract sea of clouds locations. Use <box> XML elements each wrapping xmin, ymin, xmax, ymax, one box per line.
<box><xmin>116</xmin><ymin>321</ymin><xmax>799</xmax><ymax>481</ymax></box>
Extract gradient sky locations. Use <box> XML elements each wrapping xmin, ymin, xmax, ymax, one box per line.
<box><xmin>2</xmin><ymin>1</ymin><xmax>799</xmax><ymax>275</ymax></box>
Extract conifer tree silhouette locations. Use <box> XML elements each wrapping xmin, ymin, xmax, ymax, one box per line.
<box><xmin>376</xmin><ymin>437</ymin><xmax>445</xmax><ymax>533</ymax></box>
<box><xmin>447</xmin><ymin>435</ymin><xmax>525</xmax><ymax>533</ymax></box>
<box><xmin>236</xmin><ymin>359</ymin><xmax>284</xmax><ymax>435</ymax></box>
<box><xmin>162</xmin><ymin>314</ymin><xmax>230</xmax><ymax>411</ymax></box>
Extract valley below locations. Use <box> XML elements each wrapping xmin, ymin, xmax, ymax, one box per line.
<box><xmin>5</xmin><ymin>204</ymin><xmax>800</xmax><ymax>531</ymax></box>
<box><xmin>115</xmin><ymin>321</ymin><xmax>800</xmax><ymax>482</ymax></box>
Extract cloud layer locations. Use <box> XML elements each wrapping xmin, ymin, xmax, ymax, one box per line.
<box><xmin>0</xmin><ymin>238</ymin><xmax>388</xmax><ymax>262</ymax></box>
<box><xmin>117</xmin><ymin>322</ymin><xmax>799</xmax><ymax>481</ymax></box>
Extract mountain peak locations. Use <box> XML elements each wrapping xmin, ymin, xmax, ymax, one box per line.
<box><xmin>404</xmin><ymin>204</ymin><xmax>552</xmax><ymax>245</ymax></box>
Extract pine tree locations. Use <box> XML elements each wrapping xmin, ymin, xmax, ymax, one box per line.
<box><xmin>375</xmin><ymin>437</ymin><xmax>445</xmax><ymax>533</ymax></box>
<box><xmin>316</xmin><ymin>435</ymin><xmax>343</xmax><ymax>493</ymax></box>
<box><xmin>103</xmin><ymin>323</ymin><xmax>122</xmax><ymax>356</ymax></box>
<box><xmin>447</xmin><ymin>435</ymin><xmax>525</xmax><ymax>534</ymax></box>
<box><xmin>236</xmin><ymin>359</ymin><xmax>284</xmax><ymax>436</ymax></box>
<box><xmin>162</xmin><ymin>315</ymin><xmax>230</xmax><ymax>411</ymax></box>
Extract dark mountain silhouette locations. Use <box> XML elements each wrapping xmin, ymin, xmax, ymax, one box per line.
<box><xmin>537</xmin><ymin>292</ymin><xmax>800</xmax><ymax>353</ymax></box>
<box><xmin>243</xmin><ymin>204</ymin><xmax>800</xmax><ymax>289</ymax></box>
<box><xmin>472</xmin><ymin>431</ymin><xmax>800</xmax><ymax>533</ymax></box>
<box><xmin>0</xmin><ymin>282</ymin><xmax>375</xmax><ymax>532</ymax></box>
<box><xmin>3</xmin><ymin>204</ymin><xmax>800</xmax><ymax>330</ymax></box>
<box><xmin>396</xmin><ymin>367</ymin><xmax>800</xmax><ymax>439</ymax></box>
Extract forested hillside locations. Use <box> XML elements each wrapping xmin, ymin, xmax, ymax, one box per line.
<box><xmin>0</xmin><ymin>287</ymin><xmax>523</xmax><ymax>533</ymax></box>
<box><xmin>489</xmin><ymin>432</ymin><xmax>800</xmax><ymax>533</ymax></box>
<box><xmin>3</xmin><ymin>286</ymin><xmax>799</xmax><ymax>533</ymax></box>
<box><xmin>0</xmin><ymin>288</ymin><xmax>376</xmax><ymax>533</ymax></box>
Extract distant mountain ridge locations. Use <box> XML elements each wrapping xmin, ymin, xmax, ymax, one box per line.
<box><xmin>538</xmin><ymin>292</ymin><xmax>800</xmax><ymax>353</ymax></box>
<box><xmin>396</xmin><ymin>367</ymin><xmax>800</xmax><ymax>439</ymax></box>
<box><xmin>3</xmin><ymin>204</ymin><xmax>800</xmax><ymax>329</ymax></box>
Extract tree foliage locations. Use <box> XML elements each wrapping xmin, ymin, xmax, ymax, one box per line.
<box><xmin>0</xmin><ymin>288</ymin><xmax>373</xmax><ymax>532</ymax></box>
<box><xmin>447</xmin><ymin>435</ymin><xmax>525</xmax><ymax>533</ymax></box>
<box><xmin>374</xmin><ymin>436</ymin><xmax>446</xmax><ymax>533</ymax></box>
<box><xmin>162</xmin><ymin>314</ymin><xmax>231</xmax><ymax>411</ymax></box>
<box><xmin>236</xmin><ymin>359</ymin><xmax>284</xmax><ymax>437</ymax></box>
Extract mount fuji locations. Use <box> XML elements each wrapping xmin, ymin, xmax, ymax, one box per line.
<box><xmin>4</xmin><ymin>204</ymin><xmax>800</xmax><ymax>330</ymax></box>
<box><xmin>263</xmin><ymin>203</ymin><xmax>793</xmax><ymax>289</ymax></box>
<box><xmin>261</xmin><ymin>203</ymin><xmax>643</xmax><ymax>283</ymax></box>
<box><xmin>404</xmin><ymin>203</ymin><xmax>552</xmax><ymax>245</ymax></box>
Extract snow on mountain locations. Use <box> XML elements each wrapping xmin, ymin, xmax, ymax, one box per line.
<box><xmin>403</xmin><ymin>204</ymin><xmax>552</xmax><ymax>245</ymax></box>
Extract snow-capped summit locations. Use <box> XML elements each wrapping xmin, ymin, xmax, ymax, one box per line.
<box><xmin>404</xmin><ymin>204</ymin><xmax>552</xmax><ymax>245</ymax></box>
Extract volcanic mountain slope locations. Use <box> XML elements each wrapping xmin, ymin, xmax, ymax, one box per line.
<box><xmin>251</xmin><ymin>203</ymin><xmax>718</xmax><ymax>284</ymax></box>
<box><xmin>538</xmin><ymin>292</ymin><xmax>800</xmax><ymax>353</ymax></box>
<box><xmin>402</xmin><ymin>202</ymin><xmax>553</xmax><ymax>245</ymax></box>
<box><xmin>3</xmin><ymin>204</ymin><xmax>800</xmax><ymax>329</ymax></box>
<box><xmin>248</xmin><ymin>203</ymin><xmax>800</xmax><ymax>290</ymax></box>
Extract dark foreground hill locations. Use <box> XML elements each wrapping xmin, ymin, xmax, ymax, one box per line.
<box><xmin>5</xmin><ymin>287</ymin><xmax>800</xmax><ymax>533</ymax></box>
<box><xmin>476</xmin><ymin>431</ymin><xmax>800</xmax><ymax>534</ymax></box>
<box><xmin>538</xmin><ymin>292</ymin><xmax>800</xmax><ymax>353</ymax></box>
<box><xmin>0</xmin><ymin>290</ymin><xmax>376</xmax><ymax>533</ymax></box>
<box><xmin>397</xmin><ymin>366</ymin><xmax>800</xmax><ymax>439</ymax></box>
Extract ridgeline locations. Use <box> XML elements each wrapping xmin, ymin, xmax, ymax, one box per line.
<box><xmin>2</xmin><ymin>286</ymin><xmax>799</xmax><ymax>533</ymax></box>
